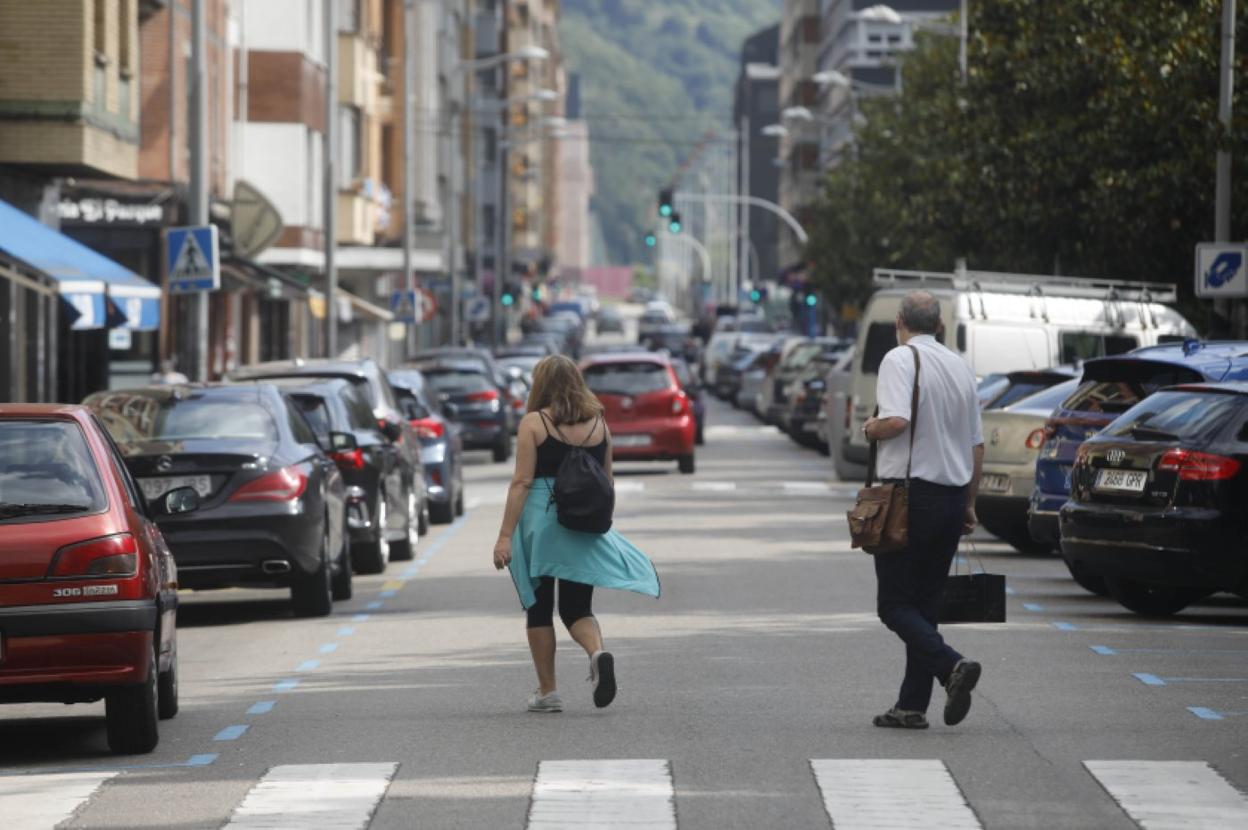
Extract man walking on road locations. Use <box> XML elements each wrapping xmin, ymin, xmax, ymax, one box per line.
<box><xmin>862</xmin><ymin>291</ymin><xmax>985</xmax><ymax>729</ymax></box>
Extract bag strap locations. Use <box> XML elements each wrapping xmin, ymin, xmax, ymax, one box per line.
<box><xmin>904</xmin><ymin>344</ymin><xmax>921</xmax><ymax>482</ymax></box>
<box><xmin>537</xmin><ymin>410</ymin><xmax>554</xmax><ymax>438</ymax></box>
<box><xmin>578</xmin><ymin>415</ymin><xmax>602</xmax><ymax>448</ymax></box>
<box><xmin>865</xmin><ymin>344</ymin><xmax>921</xmax><ymax>487</ymax></box>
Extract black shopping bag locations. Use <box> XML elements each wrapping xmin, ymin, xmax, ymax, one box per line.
<box><xmin>938</xmin><ymin>543</ymin><xmax>1007</xmax><ymax>623</ymax></box>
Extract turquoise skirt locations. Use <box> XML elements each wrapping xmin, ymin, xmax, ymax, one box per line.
<box><xmin>508</xmin><ymin>478</ymin><xmax>661</xmax><ymax>610</ymax></box>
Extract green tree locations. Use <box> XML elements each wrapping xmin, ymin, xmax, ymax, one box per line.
<box><xmin>808</xmin><ymin>0</ymin><xmax>1248</xmax><ymax>324</ymax></box>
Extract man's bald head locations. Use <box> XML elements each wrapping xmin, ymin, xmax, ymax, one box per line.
<box><xmin>899</xmin><ymin>291</ymin><xmax>941</xmax><ymax>335</ymax></box>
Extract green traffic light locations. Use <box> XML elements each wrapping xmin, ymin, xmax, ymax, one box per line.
<box><xmin>805</xmin><ymin>293</ymin><xmax>818</xmax><ymax>307</ymax></box>
<box><xmin>501</xmin><ymin>294</ymin><xmax>514</xmax><ymax>307</ymax></box>
<box><xmin>749</xmin><ymin>290</ymin><xmax>761</xmax><ymax>302</ymax></box>
<box><xmin>668</xmin><ymin>220</ymin><xmax>682</xmax><ymax>233</ymax></box>
<box><xmin>659</xmin><ymin>204</ymin><xmax>672</xmax><ymax>218</ymax></box>
<box><xmin>644</xmin><ymin>234</ymin><xmax>657</xmax><ymax>247</ymax></box>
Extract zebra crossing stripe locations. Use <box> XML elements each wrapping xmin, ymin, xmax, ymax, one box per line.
<box><xmin>692</xmin><ymin>481</ymin><xmax>736</xmax><ymax>492</ymax></box>
<box><xmin>811</xmin><ymin>759</ymin><xmax>982</xmax><ymax>829</ymax></box>
<box><xmin>0</xmin><ymin>770</ymin><xmax>119</xmax><ymax>830</ymax></box>
<box><xmin>615</xmin><ymin>481</ymin><xmax>646</xmax><ymax>494</ymax></box>
<box><xmin>527</xmin><ymin>759</ymin><xmax>675</xmax><ymax>829</ymax></box>
<box><xmin>223</xmin><ymin>763</ymin><xmax>398</xmax><ymax>829</ymax></box>
<box><xmin>1085</xmin><ymin>760</ymin><xmax>1248</xmax><ymax>829</ymax></box>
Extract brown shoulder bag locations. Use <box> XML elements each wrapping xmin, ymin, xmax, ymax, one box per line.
<box><xmin>846</xmin><ymin>345</ymin><xmax>920</xmax><ymax>554</ymax></box>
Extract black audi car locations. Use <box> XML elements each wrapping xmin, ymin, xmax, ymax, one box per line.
<box><xmin>229</xmin><ymin>358</ymin><xmax>424</xmax><ymax>564</ymax></box>
<box><xmin>410</xmin><ymin>359</ymin><xmax>514</xmax><ymax>462</ymax></box>
<box><xmin>271</xmin><ymin>377</ymin><xmax>414</xmax><ymax>575</ymax></box>
<box><xmin>1060</xmin><ymin>382</ymin><xmax>1248</xmax><ymax>616</ymax></box>
<box><xmin>84</xmin><ymin>384</ymin><xmax>349</xmax><ymax>617</ymax></box>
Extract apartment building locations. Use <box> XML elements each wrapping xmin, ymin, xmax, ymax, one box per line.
<box><xmin>777</xmin><ymin>0</ymin><xmax>821</xmax><ymax>269</ymax></box>
<box><xmin>556</xmin><ymin>74</ymin><xmax>593</xmax><ymax>278</ymax></box>
<box><xmin>734</xmin><ymin>24</ymin><xmax>781</xmax><ymax>287</ymax></box>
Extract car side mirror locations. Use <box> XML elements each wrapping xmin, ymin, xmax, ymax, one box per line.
<box><xmin>330</xmin><ymin>431</ymin><xmax>358</xmax><ymax>452</ymax></box>
<box><xmin>158</xmin><ymin>486</ymin><xmax>200</xmax><ymax>516</ymax></box>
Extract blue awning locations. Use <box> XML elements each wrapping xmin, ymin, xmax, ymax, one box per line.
<box><xmin>0</xmin><ymin>198</ymin><xmax>161</xmax><ymax>331</ymax></box>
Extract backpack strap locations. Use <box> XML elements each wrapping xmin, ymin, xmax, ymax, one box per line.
<box><xmin>579</xmin><ymin>415</ymin><xmax>602</xmax><ymax>447</ymax></box>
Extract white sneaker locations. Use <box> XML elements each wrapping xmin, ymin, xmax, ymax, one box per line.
<box><xmin>527</xmin><ymin>690</ymin><xmax>563</xmax><ymax>713</ymax></box>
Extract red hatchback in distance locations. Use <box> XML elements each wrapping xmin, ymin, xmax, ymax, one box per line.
<box><xmin>582</xmin><ymin>353</ymin><xmax>697</xmax><ymax>474</ymax></box>
<box><xmin>0</xmin><ymin>405</ymin><xmax>187</xmax><ymax>754</ymax></box>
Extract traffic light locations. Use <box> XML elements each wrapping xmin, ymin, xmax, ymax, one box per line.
<box><xmin>805</xmin><ymin>292</ymin><xmax>818</xmax><ymax>307</ymax></box>
<box><xmin>749</xmin><ymin>288</ymin><xmax>762</xmax><ymax>303</ymax></box>
<box><xmin>501</xmin><ymin>291</ymin><xmax>515</xmax><ymax>307</ymax></box>
<box><xmin>644</xmin><ymin>233</ymin><xmax>657</xmax><ymax>248</ymax></box>
<box><xmin>658</xmin><ymin>188</ymin><xmax>673</xmax><ymax>218</ymax></box>
<box><xmin>668</xmin><ymin>212</ymin><xmax>682</xmax><ymax>234</ymax></box>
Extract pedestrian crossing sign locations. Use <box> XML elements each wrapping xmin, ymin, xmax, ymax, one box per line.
<box><xmin>165</xmin><ymin>225</ymin><xmax>220</xmax><ymax>294</ymax></box>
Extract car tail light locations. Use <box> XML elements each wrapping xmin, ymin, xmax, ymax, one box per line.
<box><xmin>411</xmin><ymin>418</ymin><xmax>445</xmax><ymax>440</ymax></box>
<box><xmin>1043</xmin><ymin>420</ymin><xmax>1057</xmax><ymax>443</ymax></box>
<box><xmin>670</xmin><ymin>392</ymin><xmax>687</xmax><ymax>415</ymax></box>
<box><xmin>229</xmin><ymin>466</ymin><xmax>309</xmax><ymax>502</ymax></box>
<box><xmin>431</xmin><ymin>468</ymin><xmax>443</xmax><ymax>486</ymax></box>
<box><xmin>1157</xmin><ymin>449</ymin><xmax>1242</xmax><ymax>481</ymax></box>
<box><xmin>465</xmin><ymin>389</ymin><xmax>499</xmax><ymax>403</ymax></box>
<box><xmin>331</xmin><ymin>448</ymin><xmax>366</xmax><ymax>470</ymax></box>
<box><xmin>1025</xmin><ymin>428</ymin><xmax>1046</xmax><ymax>450</ymax></box>
<box><xmin>49</xmin><ymin>533</ymin><xmax>138</xmax><ymax>578</ymax></box>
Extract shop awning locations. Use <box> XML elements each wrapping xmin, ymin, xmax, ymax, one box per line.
<box><xmin>0</xmin><ymin>198</ymin><xmax>161</xmax><ymax>331</ymax></box>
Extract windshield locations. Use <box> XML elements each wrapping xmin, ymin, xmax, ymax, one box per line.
<box><xmin>88</xmin><ymin>391</ymin><xmax>279</xmax><ymax>443</ymax></box>
<box><xmin>1005</xmin><ymin>379</ymin><xmax>1081</xmax><ymax>413</ymax></box>
<box><xmin>1103</xmin><ymin>390</ymin><xmax>1245</xmax><ymax>441</ymax></box>
<box><xmin>0</xmin><ymin>420</ymin><xmax>108</xmax><ymax>522</ymax></box>
<box><xmin>987</xmin><ymin>377</ymin><xmax>1072</xmax><ymax>410</ymax></box>
<box><xmin>1063</xmin><ymin>365</ymin><xmax>1204</xmax><ymax>415</ymax></box>
<box><xmin>584</xmin><ymin>362</ymin><xmax>672</xmax><ymax>395</ymax></box>
<box><xmin>424</xmin><ymin>370</ymin><xmax>494</xmax><ymax>396</ymax></box>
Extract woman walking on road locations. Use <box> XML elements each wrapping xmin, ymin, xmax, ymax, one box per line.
<box><xmin>493</xmin><ymin>355</ymin><xmax>660</xmax><ymax>713</ymax></box>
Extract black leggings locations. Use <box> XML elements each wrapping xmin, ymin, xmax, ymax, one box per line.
<box><xmin>526</xmin><ymin>577</ymin><xmax>594</xmax><ymax>629</ymax></box>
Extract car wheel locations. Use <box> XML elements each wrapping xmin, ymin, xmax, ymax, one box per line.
<box><xmin>156</xmin><ymin>634</ymin><xmax>178</xmax><ymax>721</ymax></box>
<box><xmin>291</xmin><ymin>530</ymin><xmax>333</xmax><ymax>618</ymax></box>
<box><xmin>454</xmin><ymin>481</ymin><xmax>465</xmax><ymax>517</ymax></box>
<box><xmin>331</xmin><ymin>533</ymin><xmax>353</xmax><ymax>601</ymax></box>
<box><xmin>419</xmin><ymin>500</ymin><xmax>431</xmax><ymax>536</ymax></box>
<box><xmin>492</xmin><ymin>433</ymin><xmax>511</xmax><ymax>463</ymax></box>
<box><xmin>1106</xmin><ymin>578</ymin><xmax>1207</xmax><ymax>617</ymax></box>
<box><xmin>106</xmin><ymin>643</ymin><xmax>159</xmax><ymax>755</ymax></box>
<box><xmin>390</xmin><ymin>489</ymin><xmax>418</xmax><ymax>561</ymax></box>
<box><xmin>430</xmin><ymin>494</ymin><xmax>455</xmax><ymax>525</ymax></box>
<box><xmin>678</xmin><ymin>454</ymin><xmax>695</xmax><ymax>475</ymax></box>
<box><xmin>354</xmin><ymin>495</ymin><xmax>390</xmax><ymax>574</ymax></box>
<box><xmin>1063</xmin><ymin>557</ymin><xmax>1111</xmax><ymax>597</ymax></box>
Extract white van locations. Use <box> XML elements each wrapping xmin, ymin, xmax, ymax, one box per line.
<box><xmin>836</xmin><ymin>268</ymin><xmax>1197</xmax><ymax>479</ymax></box>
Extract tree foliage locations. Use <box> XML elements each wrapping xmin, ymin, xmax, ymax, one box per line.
<box><xmin>807</xmin><ymin>0</ymin><xmax>1248</xmax><ymax>323</ymax></box>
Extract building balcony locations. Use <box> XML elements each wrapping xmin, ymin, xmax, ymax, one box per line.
<box><xmin>337</xmin><ymin>189</ymin><xmax>375</xmax><ymax>246</ymax></box>
<box><xmin>339</xmin><ymin>33</ymin><xmax>379</xmax><ymax>115</ymax></box>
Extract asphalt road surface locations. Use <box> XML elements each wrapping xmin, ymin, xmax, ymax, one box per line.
<box><xmin>4</xmin><ymin>360</ymin><xmax>1248</xmax><ymax>828</ymax></box>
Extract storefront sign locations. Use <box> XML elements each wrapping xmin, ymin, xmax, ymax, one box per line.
<box><xmin>58</xmin><ymin>197</ymin><xmax>165</xmax><ymax>226</ymax></box>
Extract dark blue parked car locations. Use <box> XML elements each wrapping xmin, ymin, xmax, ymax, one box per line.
<box><xmin>1028</xmin><ymin>341</ymin><xmax>1248</xmax><ymax>594</ymax></box>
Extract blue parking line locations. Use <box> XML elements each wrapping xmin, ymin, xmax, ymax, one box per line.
<box><xmin>186</xmin><ymin>754</ymin><xmax>219</xmax><ymax>766</ymax></box>
<box><xmin>1092</xmin><ymin>645</ymin><xmax>1248</xmax><ymax>656</ymax></box>
<box><xmin>247</xmin><ymin>701</ymin><xmax>276</xmax><ymax>715</ymax></box>
<box><xmin>1134</xmin><ymin>673</ymin><xmax>1248</xmax><ymax>686</ymax></box>
<box><xmin>1053</xmin><ymin>622</ymin><xmax>1080</xmax><ymax>631</ymax></box>
<box><xmin>337</xmin><ymin>626</ymin><xmax>355</xmax><ymax>636</ymax></box>
<box><xmin>352</xmin><ymin>613</ymin><xmax>370</xmax><ymax>622</ymax></box>
<box><xmin>1134</xmin><ymin>673</ymin><xmax>1166</xmax><ymax>686</ymax></box>
<box><xmin>319</xmin><ymin>642</ymin><xmax>339</xmax><ymax>654</ymax></box>
<box><xmin>1189</xmin><ymin>707</ymin><xmax>1225</xmax><ymax>720</ymax></box>
<box><xmin>214</xmin><ymin>725</ymin><xmax>249</xmax><ymax>741</ymax></box>
<box><xmin>379</xmin><ymin>590</ymin><xmax>396</xmax><ymax>598</ymax></box>
<box><xmin>366</xmin><ymin>601</ymin><xmax>383</xmax><ymax>610</ymax></box>
<box><xmin>273</xmin><ymin>678</ymin><xmax>300</xmax><ymax>692</ymax></box>
<box><xmin>1090</xmin><ymin>645</ymin><xmax>1117</xmax><ymax>655</ymax></box>
<box><xmin>1004</xmin><ymin>586</ymin><xmax>1017</xmax><ymax>596</ymax></box>
<box><xmin>295</xmin><ymin>659</ymin><xmax>320</xmax><ymax>672</ymax></box>
<box><xmin>1022</xmin><ymin>603</ymin><xmax>1044</xmax><ymax>612</ymax></box>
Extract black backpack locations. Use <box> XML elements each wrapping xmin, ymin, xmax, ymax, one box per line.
<box><xmin>545</xmin><ymin>415</ymin><xmax>615</xmax><ymax>534</ymax></box>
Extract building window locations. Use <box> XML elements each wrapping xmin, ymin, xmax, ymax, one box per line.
<box><xmin>482</xmin><ymin>204</ymin><xmax>496</xmax><ymax>243</ymax></box>
<box><xmin>338</xmin><ymin>0</ymin><xmax>361</xmax><ymax>33</ymax></box>
<box><xmin>381</xmin><ymin>124</ymin><xmax>396</xmax><ymax>187</ymax></box>
<box><xmin>339</xmin><ymin>105</ymin><xmax>362</xmax><ymax>189</ymax></box>
<box><xmin>93</xmin><ymin>0</ymin><xmax>107</xmax><ymax>57</ymax></box>
<box><xmin>118</xmin><ymin>0</ymin><xmax>134</xmax><ymax>75</ymax></box>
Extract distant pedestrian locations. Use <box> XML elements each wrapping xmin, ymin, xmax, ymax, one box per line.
<box><xmin>861</xmin><ymin>291</ymin><xmax>985</xmax><ymax>729</ymax></box>
<box><xmin>493</xmin><ymin>355</ymin><xmax>659</xmax><ymax>713</ymax></box>
<box><xmin>150</xmin><ymin>359</ymin><xmax>189</xmax><ymax>386</ymax></box>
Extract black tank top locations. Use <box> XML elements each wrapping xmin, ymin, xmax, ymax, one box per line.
<box><xmin>534</xmin><ymin>412</ymin><xmax>608</xmax><ymax>478</ymax></box>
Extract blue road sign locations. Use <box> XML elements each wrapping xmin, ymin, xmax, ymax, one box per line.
<box><xmin>391</xmin><ymin>290</ymin><xmax>417</xmax><ymax>323</ymax></box>
<box><xmin>165</xmin><ymin>225</ymin><xmax>220</xmax><ymax>294</ymax></box>
<box><xmin>1195</xmin><ymin>243</ymin><xmax>1248</xmax><ymax>298</ymax></box>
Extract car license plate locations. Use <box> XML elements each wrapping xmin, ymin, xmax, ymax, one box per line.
<box><xmin>139</xmin><ymin>475</ymin><xmax>212</xmax><ymax>501</ymax></box>
<box><xmin>803</xmin><ymin>421</ymin><xmax>822</xmax><ymax>433</ymax></box>
<box><xmin>981</xmin><ymin>473</ymin><xmax>1010</xmax><ymax>493</ymax></box>
<box><xmin>1094</xmin><ymin>469</ymin><xmax>1147</xmax><ymax>493</ymax></box>
<box><xmin>614</xmin><ymin>434</ymin><xmax>651</xmax><ymax>448</ymax></box>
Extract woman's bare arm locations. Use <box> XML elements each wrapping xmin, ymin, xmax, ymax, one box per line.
<box><xmin>495</xmin><ymin>413</ymin><xmax>540</xmax><ymax>561</ymax></box>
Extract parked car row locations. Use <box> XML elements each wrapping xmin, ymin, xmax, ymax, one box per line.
<box><xmin>0</xmin><ymin>357</ymin><xmax>474</xmax><ymax>755</ymax></box>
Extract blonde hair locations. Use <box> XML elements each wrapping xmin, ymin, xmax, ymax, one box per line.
<box><xmin>527</xmin><ymin>355</ymin><xmax>604</xmax><ymax>425</ymax></box>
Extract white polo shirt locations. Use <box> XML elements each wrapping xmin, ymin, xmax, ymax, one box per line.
<box><xmin>875</xmin><ymin>334</ymin><xmax>983</xmax><ymax>487</ymax></box>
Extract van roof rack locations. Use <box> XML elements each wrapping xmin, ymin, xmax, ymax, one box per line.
<box><xmin>872</xmin><ymin>268</ymin><xmax>1177</xmax><ymax>303</ymax></box>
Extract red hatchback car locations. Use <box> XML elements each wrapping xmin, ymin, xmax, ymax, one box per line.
<box><xmin>582</xmin><ymin>353</ymin><xmax>697</xmax><ymax>473</ymax></box>
<box><xmin>0</xmin><ymin>405</ymin><xmax>186</xmax><ymax>754</ymax></box>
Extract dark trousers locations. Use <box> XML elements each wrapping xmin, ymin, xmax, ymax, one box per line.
<box><xmin>874</xmin><ymin>479</ymin><xmax>967</xmax><ymax>713</ymax></box>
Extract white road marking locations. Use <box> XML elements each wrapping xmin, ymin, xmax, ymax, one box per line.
<box><xmin>811</xmin><ymin>759</ymin><xmax>982</xmax><ymax>829</ymax></box>
<box><xmin>1085</xmin><ymin>760</ymin><xmax>1248</xmax><ymax>829</ymax></box>
<box><xmin>614</xmin><ymin>481</ymin><xmax>646</xmax><ymax>494</ymax></box>
<box><xmin>528</xmin><ymin>759</ymin><xmax>676</xmax><ymax>829</ymax></box>
<box><xmin>782</xmin><ymin>480</ymin><xmax>832</xmax><ymax>493</ymax></box>
<box><xmin>224</xmin><ymin>763</ymin><xmax>398</xmax><ymax>829</ymax></box>
<box><xmin>692</xmin><ymin>481</ymin><xmax>736</xmax><ymax>492</ymax></box>
<box><xmin>0</xmin><ymin>770</ymin><xmax>119</xmax><ymax>830</ymax></box>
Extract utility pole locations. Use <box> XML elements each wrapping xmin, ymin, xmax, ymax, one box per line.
<box><xmin>403</xmin><ymin>0</ymin><xmax>416</xmax><ymax>353</ymax></box>
<box><xmin>189</xmin><ymin>0</ymin><xmax>208</xmax><ymax>380</ymax></box>
<box><xmin>324</xmin><ymin>0</ymin><xmax>338</xmax><ymax>357</ymax></box>
<box><xmin>959</xmin><ymin>0</ymin><xmax>968</xmax><ymax>85</ymax></box>
<box><xmin>1216</xmin><ymin>0</ymin><xmax>1238</xmax><ymax>334</ymax></box>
